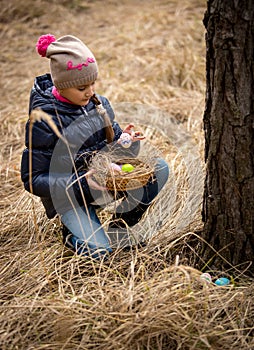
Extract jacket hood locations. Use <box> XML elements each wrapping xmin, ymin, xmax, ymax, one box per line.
<box><xmin>29</xmin><ymin>74</ymin><xmax>55</xmax><ymax>113</ymax></box>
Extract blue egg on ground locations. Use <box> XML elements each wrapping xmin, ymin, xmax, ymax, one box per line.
<box><xmin>214</xmin><ymin>277</ymin><xmax>230</xmax><ymax>286</ymax></box>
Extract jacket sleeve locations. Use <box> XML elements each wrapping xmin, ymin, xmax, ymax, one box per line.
<box><xmin>20</xmin><ymin>118</ymin><xmax>94</xmax><ymax>214</ymax></box>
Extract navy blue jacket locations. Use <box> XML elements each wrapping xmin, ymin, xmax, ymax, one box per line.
<box><xmin>21</xmin><ymin>74</ymin><xmax>139</xmax><ymax>218</ymax></box>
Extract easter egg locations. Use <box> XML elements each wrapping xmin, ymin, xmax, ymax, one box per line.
<box><xmin>214</xmin><ymin>277</ymin><xmax>230</xmax><ymax>286</ymax></box>
<box><xmin>110</xmin><ymin>163</ymin><xmax>122</xmax><ymax>172</ymax></box>
<box><xmin>119</xmin><ymin>133</ymin><xmax>132</xmax><ymax>148</ymax></box>
<box><xmin>200</xmin><ymin>272</ymin><xmax>212</xmax><ymax>283</ymax></box>
<box><xmin>121</xmin><ymin>163</ymin><xmax>135</xmax><ymax>172</ymax></box>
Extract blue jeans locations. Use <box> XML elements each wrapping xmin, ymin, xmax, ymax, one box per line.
<box><xmin>61</xmin><ymin>158</ymin><xmax>169</xmax><ymax>258</ymax></box>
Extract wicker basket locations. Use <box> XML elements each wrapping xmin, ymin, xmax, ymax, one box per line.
<box><xmin>94</xmin><ymin>158</ymin><xmax>155</xmax><ymax>191</ymax></box>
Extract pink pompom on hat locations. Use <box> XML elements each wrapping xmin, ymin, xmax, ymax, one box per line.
<box><xmin>36</xmin><ymin>34</ymin><xmax>98</xmax><ymax>89</ymax></box>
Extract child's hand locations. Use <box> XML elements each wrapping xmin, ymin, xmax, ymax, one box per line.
<box><xmin>122</xmin><ymin>123</ymin><xmax>146</xmax><ymax>142</ymax></box>
<box><xmin>132</xmin><ymin>130</ymin><xmax>145</xmax><ymax>142</ymax></box>
<box><xmin>85</xmin><ymin>169</ymin><xmax>107</xmax><ymax>191</ymax></box>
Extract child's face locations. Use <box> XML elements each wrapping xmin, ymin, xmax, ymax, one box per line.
<box><xmin>60</xmin><ymin>81</ymin><xmax>96</xmax><ymax>106</ymax></box>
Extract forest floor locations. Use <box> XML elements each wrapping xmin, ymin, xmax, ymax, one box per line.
<box><xmin>0</xmin><ymin>0</ymin><xmax>253</xmax><ymax>349</ymax></box>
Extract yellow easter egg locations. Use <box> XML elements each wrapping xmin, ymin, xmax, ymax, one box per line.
<box><xmin>121</xmin><ymin>163</ymin><xmax>134</xmax><ymax>172</ymax></box>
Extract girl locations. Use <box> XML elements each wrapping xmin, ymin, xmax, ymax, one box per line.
<box><xmin>21</xmin><ymin>34</ymin><xmax>169</xmax><ymax>260</ymax></box>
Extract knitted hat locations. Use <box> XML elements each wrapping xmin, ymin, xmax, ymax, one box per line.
<box><xmin>36</xmin><ymin>34</ymin><xmax>98</xmax><ymax>89</ymax></box>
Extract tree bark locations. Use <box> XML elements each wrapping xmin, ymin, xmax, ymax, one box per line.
<box><xmin>202</xmin><ymin>0</ymin><xmax>254</xmax><ymax>271</ymax></box>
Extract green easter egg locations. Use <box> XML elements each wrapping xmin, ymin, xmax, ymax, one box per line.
<box><xmin>121</xmin><ymin>163</ymin><xmax>135</xmax><ymax>172</ymax></box>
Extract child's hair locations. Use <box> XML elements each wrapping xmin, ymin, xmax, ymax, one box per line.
<box><xmin>90</xmin><ymin>94</ymin><xmax>114</xmax><ymax>144</ymax></box>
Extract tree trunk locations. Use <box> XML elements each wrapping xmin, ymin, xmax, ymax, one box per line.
<box><xmin>202</xmin><ymin>0</ymin><xmax>254</xmax><ymax>271</ymax></box>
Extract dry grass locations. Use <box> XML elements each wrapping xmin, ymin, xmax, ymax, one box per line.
<box><xmin>0</xmin><ymin>0</ymin><xmax>254</xmax><ymax>349</ymax></box>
